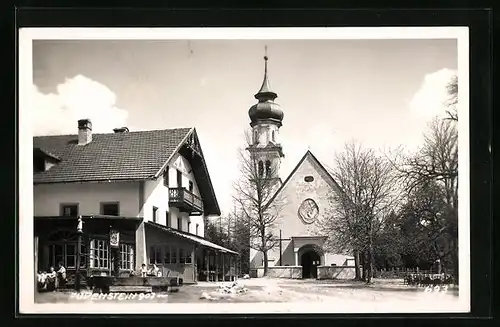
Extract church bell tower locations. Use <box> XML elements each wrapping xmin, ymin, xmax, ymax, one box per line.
<box><xmin>247</xmin><ymin>48</ymin><xmax>285</xmax><ymax>184</ymax></box>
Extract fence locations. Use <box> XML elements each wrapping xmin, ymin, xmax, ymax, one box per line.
<box><xmin>374</xmin><ymin>268</ymin><xmax>456</xmax><ymax>285</ymax></box>
<box><xmin>374</xmin><ymin>268</ymin><xmax>452</xmax><ymax>279</ymax></box>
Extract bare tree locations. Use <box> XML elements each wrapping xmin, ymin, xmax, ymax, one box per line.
<box><xmin>392</xmin><ymin>117</ymin><xmax>458</xmax><ymax>279</ymax></box>
<box><xmin>445</xmin><ymin>74</ymin><xmax>458</xmax><ymax>122</ymax></box>
<box><xmin>226</xmin><ymin>206</ymin><xmax>251</xmax><ymax>275</ymax></box>
<box><xmin>232</xmin><ymin>132</ymin><xmax>284</xmax><ymax>276</ymax></box>
<box><xmin>320</xmin><ymin>141</ymin><xmax>401</xmax><ymax>283</ymax></box>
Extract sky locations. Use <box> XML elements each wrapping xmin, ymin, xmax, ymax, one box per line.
<box><xmin>31</xmin><ymin>38</ymin><xmax>458</xmax><ymax>216</ymax></box>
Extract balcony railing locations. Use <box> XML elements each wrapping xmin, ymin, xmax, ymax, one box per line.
<box><xmin>168</xmin><ymin>187</ymin><xmax>203</xmax><ymax>214</ymax></box>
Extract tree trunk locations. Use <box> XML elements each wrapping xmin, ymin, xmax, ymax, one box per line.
<box><xmin>354</xmin><ymin>249</ymin><xmax>361</xmax><ymax>280</ymax></box>
<box><xmin>451</xmin><ymin>239</ymin><xmax>459</xmax><ymax>284</ymax></box>
<box><xmin>263</xmin><ymin>250</ymin><xmax>269</xmax><ymax>276</ymax></box>
<box><xmin>366</xmin><ymin>230</ymin><xmax>374</xmax><ymax>284</ymax></box>
<box><xmin>366</xmin><ymin>243</ymin><xmax>374</xmax><ymax>284</ymax></box>
<box><xmin>361</xmin><ymin>251</ymin><xmax>367</xmax><ymax>281</ymax></box>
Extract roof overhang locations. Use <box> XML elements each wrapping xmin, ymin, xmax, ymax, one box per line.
<box><xmin>145</xmin><ymin>221</ymin><xmax>238</xmax><ymax>255</ymax></box>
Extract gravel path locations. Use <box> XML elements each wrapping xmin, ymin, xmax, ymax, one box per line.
<box><xmin>35</xmin><ymin>278</ymin><xmax>460</xmax><ymax>305</ymax></box>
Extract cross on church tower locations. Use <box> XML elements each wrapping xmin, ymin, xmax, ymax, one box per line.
<box><xmin>247</xmin><ymin>46</ymin><xmax>285</xmax><ymax>185</ymax></box>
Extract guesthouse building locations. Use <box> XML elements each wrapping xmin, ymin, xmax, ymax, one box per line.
<box><xmin>34</xmin><ymin>120</ymin><xmax>237</xmax><ymax>287</ymax></box>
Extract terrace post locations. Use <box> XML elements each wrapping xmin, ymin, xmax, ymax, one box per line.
<box><xmin>75</xmin><ymin>216</ymin><xmax>83</xmax><ymax>292</ymax></box>
<box><xmin>215</xmin><ymin>251</ymin><xmax>219</xmax><ymax>282</ymax></box>
<box><xmin>34</xmin><ymin>235</ymin><xmax>39</xmax><ymax>291</ymax></box>
<box><xmin>222</xmin><ymin>253</ymin><xmax>225</xmax><ymax>282</ymax></box>
<box><xmin>205</xmin><ymin>248</ymin><xmax>209</xmax><ymax>282</ymax></box>
<box><xmin>109</xmin><ymin>225</ymin><xmax>120</xmax><ymax>278</ymax></box>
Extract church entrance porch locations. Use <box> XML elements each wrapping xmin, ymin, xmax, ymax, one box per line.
<box><xmin>301</xmin><ymin>249</ymin><xmax>321</xmax><ymax>279</ymax></box>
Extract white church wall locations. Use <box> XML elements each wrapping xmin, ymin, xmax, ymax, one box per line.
<box><xmin>273</xmin><ymin>153</ymin><xmax>354</xmax><ymax>265</ymax></box>
<box><xmin>275</xmin><ymin>153</ymin><xmax>338</xmax><ymax>241</ymax></box>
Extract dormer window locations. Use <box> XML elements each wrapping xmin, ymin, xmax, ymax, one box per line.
<box><xmin>34</xmin><ymin>157</ymin><xmax>45</xmax><ymax>172</ymax></box>
<box><xmin>33</xmin><ymin>148</ymin><xmax>61</xmax><ymax>173</ymax></box>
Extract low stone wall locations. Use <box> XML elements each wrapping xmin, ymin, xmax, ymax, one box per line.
<box><xmin>317</xmin><ymin>266</ymin><xmax>356</xmax><ymax>280</ymax></box>
<box><xmin>250</xmin><ymin>266</ymin><xmax>302</xmax><ymax>279</ymax></box>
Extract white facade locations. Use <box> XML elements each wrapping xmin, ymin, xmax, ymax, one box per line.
<box><xmin>34</xmin><ymin>152</ymin><xmax>206</xmax><ymax>237</ymax></box>
<box><xmin>34</xmin><ymin>181</ymin><xmax>141</xmax><ymax>217</ymax></box>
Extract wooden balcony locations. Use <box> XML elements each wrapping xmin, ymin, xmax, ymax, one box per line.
<box><xmin>169</xmin><ymin>187</ymin><xmax>203</xmax><ymax>215</ymax></box>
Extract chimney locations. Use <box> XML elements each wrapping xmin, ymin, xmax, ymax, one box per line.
<box><xmin>78</xmin><ymin>119</ymin><xmax>92</xmax><ymax>145</ymax></box>
<box><xmin>113</xmin><ymin>127</ymin><xmax>129</xmax><ymax>133</ymax></box>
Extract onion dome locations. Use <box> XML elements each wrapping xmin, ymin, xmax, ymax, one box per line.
<box><xmin>248</xmin><ymin>54</ymin><xmax>284</xmax><ymax>126</ymax></box>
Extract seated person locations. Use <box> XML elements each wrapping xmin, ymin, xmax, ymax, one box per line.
<box><xmin>57</xmin><ymin>262</ymin><xmax>67</xmax><ymax>288</ymax></box>
<box><xmin>140</xmin><ymin>263</ymin><xmax>148</xmax><ymax>277</ymax></box>
<box><xmin>148</xmin><ymin>264</ymin><xmax>162</xmax><ymax>277</ymax></box>
<box><xmin>46</xmin><ymin>267</ymin><xmax>57</xmax><ymax>291</ymax></box>
<box><xmin>37</xmin><ymin>271</ymin><xmax>47</xmax><ymax>291</ymax></box>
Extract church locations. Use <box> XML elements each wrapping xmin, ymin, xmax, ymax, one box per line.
<box><xmin>247</xmin><ymin>54</ymin><xmax>355</xmax><ymax>279</ymax></box>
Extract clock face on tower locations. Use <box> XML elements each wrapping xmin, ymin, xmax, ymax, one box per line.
<box><xmin>298</xmin><ymin>198</ymin><xmax>319</xmax><ymax>224</ymax></box>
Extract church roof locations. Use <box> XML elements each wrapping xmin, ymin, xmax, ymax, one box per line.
<box><xmin>265</xmin><ymin>150</ymin><xmax>342</xmax><ymax>207</ymax></box>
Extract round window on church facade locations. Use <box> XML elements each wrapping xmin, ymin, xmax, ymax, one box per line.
<box><xmin>304</xmin><ymin>176</ymin><xmax>314</xmax><ymax>182</ymax></box>
<box><xmin>298</xmin><ymin>198</ymin><xmax>319</xmax><ymax>224</ymax></box>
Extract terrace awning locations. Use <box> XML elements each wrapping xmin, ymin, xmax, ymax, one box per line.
<box><xmin>145</xmin><ymin>221</ymin><xmax>238</xmax><ymax>255</ymax></box>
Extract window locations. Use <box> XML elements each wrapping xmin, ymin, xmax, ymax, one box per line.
<box><xmin>178</xmin><ymin>247</ymin><xmax>193</xmax><ymax>264</ymax></box>
<box><xmin>48</xmin><ymin>243</ymin><xmax>85</xmax><ymax>269</ymax></box>
<box><xmin>161</xmin><ymin>245</ymin><xmax>180</xmax><ymax>264</ymax></box>
<box><xmin>304</xmin><ymin>176</ymin><xmax>314</xmax><ymax>182</ymax></box>
<box><xmin>188</xmin><ymin>221</ymin><xmax>191</xmax><ymax>233</ymax></box>
<box><xmin>163</xmin><ymin>166</ymin><xmax>169</xmax><ymax>187</ymax></box>
<box><xmin>90</xmin><ymin>239</ymin><xmax>110</xmax><ymax>269</ymax></box>
<box><xmin>149</xmin><ymin>246</ymin><xmax>162</xmax><ymax>264</ymax></box>
<box><xmin>253</xmin><ymin>129</ymin><xmax>259</xmax><ymax>144</ymax></box>
<box><xmin>185</xmin><ymin>248</ymin><xmax>192</xmax><ymax>264</ymax></box>
<box><xmin>100</xmin><ymin>202</ymin><xmax>119</xmax><ymax>216</ymax></box>
<box><xmin>265</xmin><ymin>160</ymin><xmax>272</xmax><ymax>177</ymax></box>
<box><xmin>258</xmin><ymin>161</ymin><xmax>264</xmax><ymax>178</ymax></box>
<box><xmin>179</xmin><ymin>248</ymin><xmax>186</xmax><ymax>264</ymax></box>
<box><xmin>177</xmin><ymin>217</ymin><xmax>182</xmax><ymax>231</ymax></box>
<box><xmin>188</xmin><ymin>181</ymin><xmax>194</xmax><ymax>192</ymax></box>
<box><xmin>166</xmin><ymin>211</ymin><xmax>171</xmax><ymax>227</ymax></box>
<box><xmin>163</xmin><ymin>245</ymin><xmax>171</xmax><ymax>264</ymax></box>
<box><xmin>119</xmin><ymin>244</ymin><xmax>134</xmax><ymax>270</ymax></box>
<box><xmin>47</xmin><ymin>231</ymin><xmax>86</xmax><ymax>269</ymax></box>
<box><xmin>171</xmin><ymin>245</ymin><xmax>177</xmax><ymax>264</ymax></box>
<box><xmin>196</xmin><ymin>224</ymin><xmax>199</xmax><ymax>235</ymax></box>
<box><xmin>177</xmin><ymin>170</ymin><xmax>183</xmax><ymax>188</ymax></box>
<box><xmin>152</xmin><ymin>206</ymin><xmax>158</xmax><ymax>223</ymax></box>
<box><xmin>60</xmin><ymin>204</ymin><xmax>78</xmax><ymax>217</ymax></box>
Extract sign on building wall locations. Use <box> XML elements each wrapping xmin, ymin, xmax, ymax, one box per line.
<box><xmin>109</xmin><ymin>229</ymin><xmax>120</xmax><ymax>248</ymax></box>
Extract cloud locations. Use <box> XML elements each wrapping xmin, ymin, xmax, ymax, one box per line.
<box><xmin>409</xmin><ymin>68</ymin><xmax>457</xmax><ymax>120</ymax></box>
<box><xmin>31</xmin><ymin>75</ymin><xmax>129</xmax><ymax>136</ymax></box>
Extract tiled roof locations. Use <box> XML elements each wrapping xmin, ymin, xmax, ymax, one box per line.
<box><xmin>33</xmin><ymin>128</ymin><xmax>192</xmax><ymax>184</ymax></box>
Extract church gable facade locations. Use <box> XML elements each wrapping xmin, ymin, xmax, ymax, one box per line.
<box><xmin>250</xmin><ymin>151</ymin><xmax>354</xmax><ymax>277</ymax></box>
